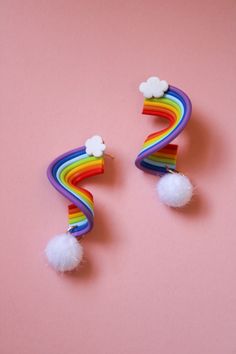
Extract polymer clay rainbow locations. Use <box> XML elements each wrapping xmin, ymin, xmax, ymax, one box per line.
<box><xmin>135</xmin><ymin>85</ymin><xmax>192</xmax><ymax>175</ymax></box>
<box><xmin>47</xmin><ymin>145</ymin><xmax>104</xmax><ymax>238</ymax></box>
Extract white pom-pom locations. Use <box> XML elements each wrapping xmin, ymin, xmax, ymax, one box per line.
<box><xmin>45</xmin><ymin>233</ymin><xmax>83</xmax><ymax>272</ymax></box>
<box><xmin>157</xmin><ymin>173</ymin><xmax>193</xmax><ymax>207</ymax></box>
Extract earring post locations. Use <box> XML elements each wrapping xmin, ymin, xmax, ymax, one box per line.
<box><xmin>104</xmin><ymin>153</ymin><xmax>115</xmax><ymax>159</ymax></box>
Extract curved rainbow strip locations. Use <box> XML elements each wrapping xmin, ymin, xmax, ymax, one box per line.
<box><xmin>47</xmin><ymin>146</ymin><xmax>104</xmax><ymax>238</ymax></box>
<box><xmin>135</xmin><ymin>86</ymin><xmax>192</xmax><ymax>175</ymax></box>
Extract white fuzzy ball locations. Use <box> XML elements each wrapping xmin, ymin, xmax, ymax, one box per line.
<box><xmin>157</xmin><ymin>173</ymin><xmax>193</xmax><ymax>207</ymax></box>
<box><xmin>45</xmin><ymin>233</ymin><xmax>83</xmax><ymax>272</ymax></box>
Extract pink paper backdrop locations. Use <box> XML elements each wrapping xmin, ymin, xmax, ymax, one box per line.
<box><xmin>1</xmin><ymin>1</ymin><xmax>236</xmax><ymax>353</ymax></box>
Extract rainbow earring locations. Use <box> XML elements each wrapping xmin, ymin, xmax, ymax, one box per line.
<box><xmin>135</xmin><ymin>76</ymin><xmax>194</xmax><ymax>207</ymax></box>
<box><xmin>45</xmin><ymin>135</ymin><xmax>107</xmax><ymax>272</ymax></box>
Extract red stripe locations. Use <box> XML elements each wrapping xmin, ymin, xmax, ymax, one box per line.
<box><xmin>143</xmin><ymin>107</ymin><xmax>177</xmax><ymax>123</ymax></box>
<box><xmin>68</xmin><ymin>204</ymin><xmax>82</xmax><ymax>214</ymax></box>
<box><xmin>70</xmin><ymin>167</ymin><xmax>104</xmax><ymax>185</ymax></box>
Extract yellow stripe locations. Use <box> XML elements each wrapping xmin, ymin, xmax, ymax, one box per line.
<box><xmin>69</xmin><ymin>212</ymin><xmax>84</xmax><ymax>218</ymax></box>
<box><xmin>144</xmin><ymin>101</ymin><xmax>181</xmax><ymax>117</ymax></box>
<box><xmin>65</xmin><ymin>160</ymin><xmax>102</xmax><ymax>180</ymax></box>
<box><xmin>69</xmin><ymin>216</ymin><xmax>86</xmax><ymax>224</ymax></box>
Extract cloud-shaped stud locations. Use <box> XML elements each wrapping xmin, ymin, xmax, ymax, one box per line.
<box><xmin>139</xmin><ymin>76</ymin><xmax>169</xmax><ymax>98</ymax></box>
<box><xmin>85</xmin><ymin>135</ymin><xmax>106</xmax><ymax>157</ymax></box>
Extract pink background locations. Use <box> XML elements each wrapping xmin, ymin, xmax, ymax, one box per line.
<box><xmin>1</xmin><ymin>1</ymin><xmax>236</xmax><ymax>353</ymax></box>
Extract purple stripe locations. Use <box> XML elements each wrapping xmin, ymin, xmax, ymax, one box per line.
<box><xmin>135</xmin><ymin>86</ymin><xmax>192</xmax><ymax>174</ymax></box>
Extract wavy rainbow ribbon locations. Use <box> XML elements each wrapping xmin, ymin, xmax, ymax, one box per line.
<box><xmin>47</xmin><ymin>146</ymin><xmax>104</xmax><ymax>238</ymax></box>
<box><xmin>135</xmin><ymin>86</ymin><xmax>192</xmax><ymax>175</ymax></box>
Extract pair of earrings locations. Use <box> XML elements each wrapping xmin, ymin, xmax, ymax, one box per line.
<box><xmin>45</xmin><ymin>76</ymin><xmax>194</xmax><ymax>272</ymax></box>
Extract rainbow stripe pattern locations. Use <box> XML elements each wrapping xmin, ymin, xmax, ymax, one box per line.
<box><xmin>47</xmin><ymin>146</ymin><xmax>104</xmax><ymax>238</ymax></box>
<box><xmin>135</xmin><ymin>85</ymin><xmax>192</xmax><ymax>175</ymax></box>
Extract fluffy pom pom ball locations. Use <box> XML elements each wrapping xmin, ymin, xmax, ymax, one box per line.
<box><xmin>157</xmin><ymin>173</ymin><xmax>193</xmax><ymax>207</ymax></box>
<box><xmin>45</xmin><ymin>233</ymin><xmax>83</xmax><ymax>272</ymax></box>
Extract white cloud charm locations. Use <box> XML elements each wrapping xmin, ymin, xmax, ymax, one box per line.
<box><xmin>85</xmin><ymin>135</ymin><xmax>106</xmax><ymax>157</ymax></box>
<box><xmin>139</xmin><ymin>76</ymin><xmax>169</xmax><ymax>98</ymax></box>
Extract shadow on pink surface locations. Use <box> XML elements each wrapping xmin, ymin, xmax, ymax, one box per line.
<box><xmin>181</xmin><ymin>110</ymin><xmax>222</xmax><ymax>173</ymax></box>
<box><xmin>173</xmin><ymin>109</ymin><xmax>223</xmax><ymax>217</ymax></box>
<box><xmin>64</xmin><ymin>206</ymin><xmax>116</xmax><ymax>280</ymax></box>
<box><xmin>139</xmin><ymin>109</ymin><xmax>221</xmax><ymax>218</ymax></box>
<box><xmin>65</xmin><ymin>156</ymin><xmax>120</xmax><ymax>280</ymax></box>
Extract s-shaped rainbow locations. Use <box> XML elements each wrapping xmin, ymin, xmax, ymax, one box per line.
<box><xmin>45</xmin><ymin>135</ymin><xmax>106</xmax><ymax>272</ymax></box>
<box><xmin>136</xmin><ymin>76</ymin><xmax>194</xmax><ymax>207</ymax></box>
